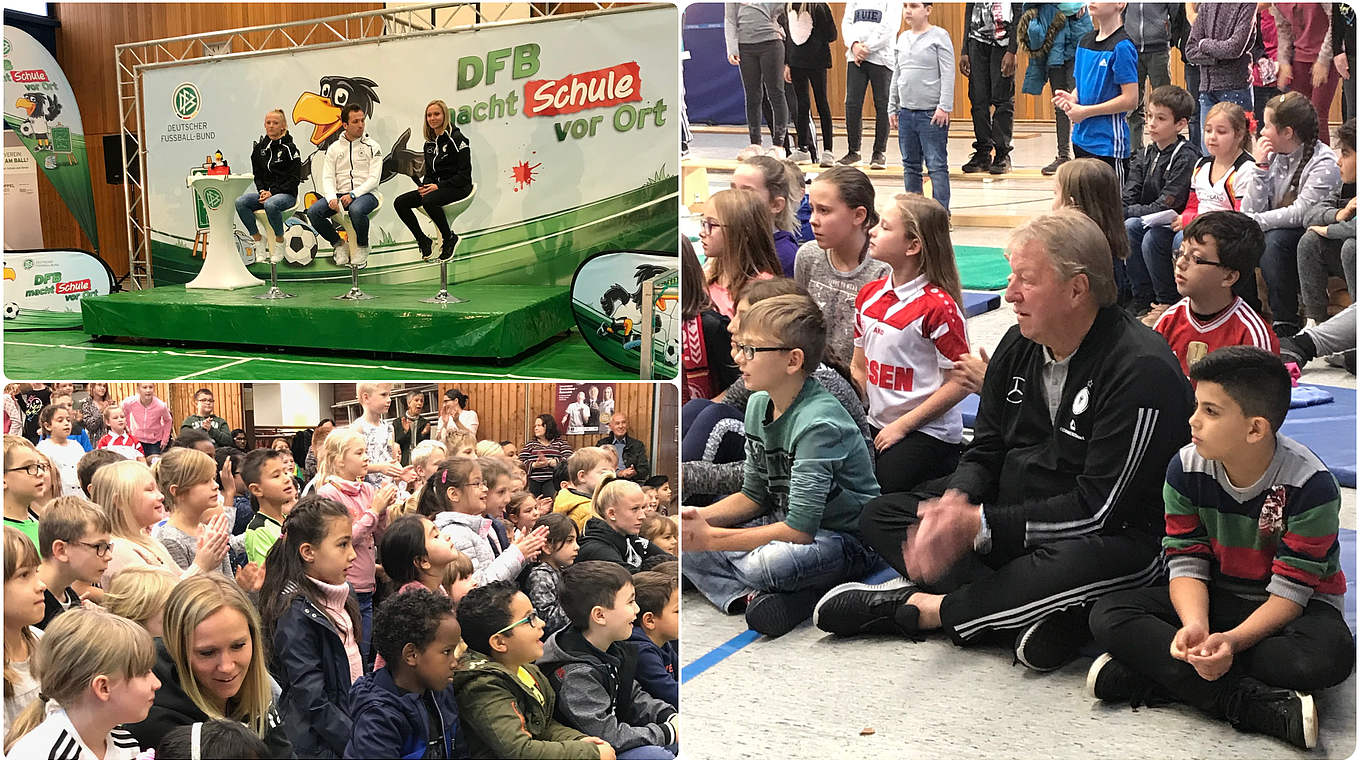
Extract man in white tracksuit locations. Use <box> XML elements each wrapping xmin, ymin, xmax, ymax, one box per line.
<box><xmin>306</xmin><ymin>104</ymin><xmax>383</xmax><ymax>267</ymax></box>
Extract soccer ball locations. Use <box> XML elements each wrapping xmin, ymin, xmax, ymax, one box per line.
<box><xmin>4</xmin><ymin>303</ymin><xmax>18</xmax><ymax>320</ymax></box>
<box><xmin>282</xmin><ymin>224</ymin><xmax>318</xmax><ymax>266</ymax></box>
<box><xmin>663</xmin><ymin>338</ymin><xmax>679</xmax><ymax>367</ymax></box>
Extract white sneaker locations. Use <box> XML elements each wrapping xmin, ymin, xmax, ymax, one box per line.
<box><xmin>766</xmin><ymin>145</ymin><xmax>786</xmax><ymax>159</ymax></box>
<box><xmin>736</xmin><ymin>144</ymin><xmax>763</xmax><ymax>161</ymax></box>
<box><xmin>332</xmin><ymin>241</ymin><xmax>350</xmax><ymax>266</ymax></box>
<box><xmin>270</xmin><ymin>240</ymin><xmax>284</xmax><ymax>264</ymax></box>
<box><xmin>788</xmin><ymin>149</ymin><xmax>811</xmax><ymax>163</ymax></box>
<box><xmin>352</xmin><ymin>245</ymin><xmax>370</xmax><ymax>269</ymax></box>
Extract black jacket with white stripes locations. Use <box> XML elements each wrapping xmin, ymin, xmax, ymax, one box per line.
<box><xmin>421</xmin><ymin>128</ymin><xmax>472</xmax><ymax>198</ymax></box>
<box><xmin>949</xmin><ymin>306</ymin><xmax>1192</xmax><ymax>557</ymax></box>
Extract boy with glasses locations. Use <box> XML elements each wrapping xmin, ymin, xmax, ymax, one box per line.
<box><xmin>35</xmin><ymin>495</ymin><xmax>112</xmax><ymax>628</ymax></box>
<box><xmin>180</xmin><ymin>388</ymin><xmax>233</xmax><ymax>450</ymax></box>
<box><xmin>452</xmin><ymin>580</ymin><xmax>615</xmax><ymax>759</ymax></box>
<box><xmin>681</xmin><ymin>293</ymin><xmax>879</xmax><ymax>637</ymax></box>
<box><xmin>1151</xmin><ymin>211</ymin><xmax>1279</xmax><ymax>376</ymax></box>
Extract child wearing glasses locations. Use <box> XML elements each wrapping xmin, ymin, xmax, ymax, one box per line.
<box><xmin>34</xmin><ymin>495</ymin><xmax>110</xmax><ymax>630</ymax></box>
<box><xmin>1151</xmin><ymin>212</ymin><xmax>1279</xmax><ymax>377</ymax></box>
<box><xmin>539</xmin><ymin>561</ymin><xmax>678</xmax><ymax>759</ymax></box>
<box><xmin>4</xmin><ymin>435</ymin><xmax>48</xmax><ymax>548</ymax></box>
<box><xmin>853</xmin><ymin>192</ymin><xmax>969</xmax><ymax>496</ymax></box>
<box><xmin>452</xmin><ymin>580</ymin><xmax>614</xmax><ymax>759</ymax></box>
<box><xmin>681</xmin><ymin>293</ymin><xmax>880</xmax><ymax>638</ymax></box>
<box><xmin>697</xmin><ymin>188</ymin><xmax>782</xmax><ymax>319</ymax></box>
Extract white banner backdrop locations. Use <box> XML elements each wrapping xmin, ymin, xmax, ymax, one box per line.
<box><xmin>3</xmin><ymin>131</ymin><xmax>42</xmax><ymax>250</ymax></box>
<box><xmin>139</xmin><ymin>6</ymin><xmax>677</xmax><ymax>282</ymax></box>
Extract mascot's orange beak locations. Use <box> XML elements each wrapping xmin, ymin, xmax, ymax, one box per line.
<box><xmin>15</xmin><ymin>98</ymin><xmax>35</xmax><ymax>116</ymax></box>
<box><xmin>3</xmin><ymin>267</ymin><xmax>15</xmax><ymax>282</ymax></box>
<box><xmin>292</xmin><ymin>92</ymin><xmax>342</xmax><ymax>146</ymax></box>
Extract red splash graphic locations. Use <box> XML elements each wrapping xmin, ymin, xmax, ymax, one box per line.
<box><xmin>511</xmin><ymin>160</ymin><xmax>542</xmax><ymax>192</ymax></box>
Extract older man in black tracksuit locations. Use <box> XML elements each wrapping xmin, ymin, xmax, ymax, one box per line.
<box><xmin>814</xmin><ymin>209</ymin><xmax>1194</xmax><ymax>672</ymax></box>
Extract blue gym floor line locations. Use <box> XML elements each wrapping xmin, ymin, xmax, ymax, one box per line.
<box><xmin>681</xmin><ymin>629</ymin><xmax>761</xmax><ymax>683</ymax></box>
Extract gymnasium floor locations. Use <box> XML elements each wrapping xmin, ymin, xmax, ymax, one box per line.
<box><xmin>681</xmin><ymin>124</ymin><xmax>1359</xmax><ymax>759</ymax></box>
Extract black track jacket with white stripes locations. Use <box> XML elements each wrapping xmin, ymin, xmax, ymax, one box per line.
<box><xmin>949</xmin><ymin>306</ymin><xmax>1192</xmax><ymax>557</ymax></box>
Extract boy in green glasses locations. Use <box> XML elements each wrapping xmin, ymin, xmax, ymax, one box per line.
<box><xmin>35</xmin><ymin>495</ymin><xmax>111</xmax><ymax>629</ymax></box>
<box><xmin>452</xmin><ymin>580</ymin><xmax>615</xmax><ymax>759</ymax></box>
<box><xmin>681</xmin><ymin>293</ymin><xmax>880</xmax><ymax>638</ymax></box>
<box><xmin>1150</xmin><ymin>211</ymin><xmax>1280</xmax><ymax>377</ymax></box>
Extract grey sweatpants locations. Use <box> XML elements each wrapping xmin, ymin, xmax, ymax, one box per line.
<box><xmin>1297</xmin><ymin>230</ymin><xmax>1356</xmax><ymax>322</ymax></box>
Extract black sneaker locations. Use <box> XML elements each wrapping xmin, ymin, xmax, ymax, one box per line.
<box><xmin>1014</xmin><ymin>608</ymin><xmax>1090</xmax><ymax>672</ymax></box>
<box><xmin>1041</xmin><ymin>156</ymin><xmax>1070</xmax><ymax>176</ymax></box>
<box><xmin>723</xmin><ymin>591</ymin><xmax>755</xmax><ymax>615</ymax></box>
<box><xmin>1279</xmin><ymin>333</ymin><xmax>1317</xmax><ymax>367</ymax></box>
<box><xmin>1088</xmin><ymin>653</ymin><xmax>1139</xmax><ymax>702</ymax></box>
<box><xmin>745</xmin><ymin>588</ymin><xmax>823</xmax><ymax>638</ymax></box>
<box><xmin>838</xmin><ymin>151</ymin><xmax>862</xmax><ymax>166</ymax></box>
<box><xmin>989</xmin><ymin>155</ymin><xmax>1012</xmax><ymax>174</ymax></box>
<box><xmin>962</xmin><ymin>152</ymin><xmax>992</xmax><ymax>173</ymax></box>
<box><xmin>416</xmin><ymin>236</ymin><xmax>435</xmax><ymax>261</ymax></box>
<box><xmin>869</xmin><ymin>152</ymin><xmax>888</xmax><ymax>170</ymax></box>
<box><xmin>1273</xmin><ymin>321</ymin><xmax>1301</xmax><ymax>339</ymax></box>
<box><xmin>438</xmin><ymin>233</ymin><xmax>459</xmax><ymax>261</ymax></box>
<box><xmin>812</xmin><ymin>577</ymin><xmax>920</xmax><ymax>636</ymax></box>
<box><xmin>1225</xmin><ymin>677</ymin><xmax>1317</xmax><ymax>749</ymax></box>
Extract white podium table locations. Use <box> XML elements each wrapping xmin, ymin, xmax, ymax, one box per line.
<box><xmin>185</xmin><ymin>173</ymin><xmax>265</xmax><ymax>290</ymax></box>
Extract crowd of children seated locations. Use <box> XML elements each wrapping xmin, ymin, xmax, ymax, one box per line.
<box><xmin>684</xmin><ymin>4</ymin><xmax>1354</xmax><ymax>746</ymax></box>
<box><xmin>2</xmin><ymin>382</ymin><xmax>678</xmax><ymax>758</ymax></box>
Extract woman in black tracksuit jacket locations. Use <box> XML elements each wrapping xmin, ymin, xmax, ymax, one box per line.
<box><xmin>235</xmin><ymin>109</ymin><xmax>302</xmax><ymax>263</ymax></box>
<box><xmin>394</xmin><ymin>98</ymin><xmax>473</xmax><ymax>261</ymax></box>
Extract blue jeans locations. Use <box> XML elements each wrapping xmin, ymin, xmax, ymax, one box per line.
<box><xmin>306</xmin><ymin>192</ymin><xmax>379</xmax><ymax>247</ymax></box>
<box><xmin>898</xmin><ymin>108</ymin><xmax>950</xmax><ymax>209</ymax></box>
<box><xmin>1261</xmin><ymin>226</ymin><xmax>1306</xmax><ymax>334</ymax></box>
<box><xmin>235</xmin><ymin>191</ymin><xmax>296</xmax><ymax>237</ymax></box>
<box><xmin>1198</xmin><ymin>87</ymin><xmax>1253</xmax><ymax>130</ymax></box>
<box><xmin>617</xmin><ymin>745</ymin><xmax>678</xmax><ymax>760</ymax></box>
<box><xmin>684</xmin><ymin>526</ymin><xmax>874</xmax><ymax>611</ymax></box>
<box><xmin>356</xmin><ymin>589</ymin><xmax>373</xmax><ymax>668</ymax></box>
<box><xmin>1125</xmin><ymin>217</ymin><xmax>1178</xmax><ymax>304</ymax></box>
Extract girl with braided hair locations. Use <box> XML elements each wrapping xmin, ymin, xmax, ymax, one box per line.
<box><xmin>1244</xmin><ymin>91</ymin><xmax>1342</xmax><ymax>338</ymax></box>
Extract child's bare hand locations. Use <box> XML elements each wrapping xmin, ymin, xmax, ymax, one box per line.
<box><xmin>1339</xmin><ymin>197</ymin><xmax>1357</xmax><ymax>222</ymax></box>
<box><xmin>236</xmin><ymin>562</ymin><xmax>265</xmax><ymax>592</ymax></box>
<box><xmin>1185</xmin><ymin>632</ymin><xmax>1234</xmax><ymax>681</ymax></box>
<box><xmin>949</xmin><ymin>348</ymin><xmax>989</xmax><ymax>395</ymax></box>
<box><xmin>193</xmin><ymin>524</ymin><xmax>230</xmax><ymax>572</ymax></box>
<box><xmin>1170</xmin><ymin>215</ymin><xmax>1183</xmax><ymax>232</ymax></box>
<box><xmin>1170</xmin><ymin>622</ymin><xmax>1208</xmax><ymax>661</ymax></box>
<box><xmin>581</xmin><ymin>737</ymin><xmax>614</xmax><ymax>760</ymax></box>
<box><xmin>1308</xmin><ymin>225</ymin><xmax>1329</xmax><ymax>239</ymax></box>
<box><xmin>1254</xmin><ymin>135</ymin><xmax>1275</xmax><ymax>164</ymax></box>
<box><xmin>372</xmin><ymin>482</ymin><xmax>399</xmax><ymax>514</ymax></box>
<box><xmin>514</xmin><ymin>525</ymin><xmax>550</xmax><ymax>559</ymax></box>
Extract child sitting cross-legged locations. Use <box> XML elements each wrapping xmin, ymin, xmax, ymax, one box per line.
<box><xmin>1089</xmin><ymin>346</ymin><xmax>1354</xmax><ymax>750</ymax></box>
<box><xmin>623</xmin><ymin>570</ymin><xmax>678</xmax><ymax>710</ymax></box>
<box><xmin>538</xmin><ymin>561</ymin><xmax>678</xmax><ymax>759</ymax></box>
<box><xmin>451</xmin><ymin>581</ymin><xmax>615</xmax><ymax>759</ymax></box>
<box><xmin>345</xmin><ymin>589</ymin><xmax>467</xmax><ymax>759</ymax></box>
<box><xmin>1151</xmin><ymin>211</ymin><xmax>1279</xmax><ymax>376</ymax></box>
<box><xmin>681</xmin><ymin>293</ymin><xmax>880</xmax><ymax>637</ymax></box>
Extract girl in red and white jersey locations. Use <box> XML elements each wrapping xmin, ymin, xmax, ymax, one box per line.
<box><xmin>853</xmin><ymin>193</ymin><xmax>971</xmax><ymax>494</ymax></box>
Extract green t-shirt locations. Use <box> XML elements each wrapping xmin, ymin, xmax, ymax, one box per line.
<box><xmin>243</xmin><ymin>511</ymin><xmax>283</xmax><ymax>566</ymax></box>
<box><xmin>740</xmin><ymin>377</ymin><xmax>880</xmax><ymax>536</ymax></box>
<box><xmin>4</xmin><ymin>514</ymin><xmax>41</xmax><ymax>549</ymax></box>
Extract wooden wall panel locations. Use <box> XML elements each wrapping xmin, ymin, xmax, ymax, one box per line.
<box><xmin>101</xmin><ymin>382</ymin><xmax>243</xmax><ymax>430</ymax></box>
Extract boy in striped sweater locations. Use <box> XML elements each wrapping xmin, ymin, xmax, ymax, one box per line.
<box><xmin>1088</xmin><ymin>346</ymin><xmax>1353</xmax><ymax>749</ymax></box>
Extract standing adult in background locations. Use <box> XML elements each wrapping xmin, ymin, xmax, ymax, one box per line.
<box><xmin>1332</xmin><ymin>1</ymin><xmax>1354</xmax><ymax>121</ymax></box>
<box><xmin>726</xmin><ymin>2</ymin><xmax>790</xmax><ymax>160</ymax></box>
<box><xmin>303</xmin><ymin>418</ymin><xmax>333</xmax><ymax>483</ymax></box>
<box><xmin>79</xmin><ymin>382</ymin><xmax>111</xmax><ymax>443</ymax></box>
<box><xmin>783</xmin><ymin>3</ymin><xmax>838</xmax><ymax>165</ymax></box>
<box><xmin>596</xmin><ymin>412</ymin><xmax>650</xmax><ymax>484</ymax></box>
<box><xmin>519</xmin><ymin>414</ymin><xmax>572</xmax><ymax>499</ymax></box>
<box><xmin>434</xmin><ymin>387</ymin><xmax>478</xmax><ymax>440</ymax></box>
<box><xmin>961</xmin><ymin>2</ymin><xmax>1018</xmax><ymax>175</ymax></box>
<box><xmin>395</xmin><ymin>392</ymin><xmax>430</xmax><ymax>467</ymax></box>
<box><xmin>180</xmin><ymin>388</ymin><xmax>233</xmax><ymax>450</ymax></box>
<box><xmin>1125</xmin><ymin>3</ymin><xmax>1183</xmax><ymax>152</ymax></box>
<box><xmin>840</xmin><ymin>1</ymin><xmax>902</xmax><ymax>170</ymax></box>
<box><xmin>1272</xmin><ymin>2</ymin><xmax>1340</xmax><ymax>144</ymax></box>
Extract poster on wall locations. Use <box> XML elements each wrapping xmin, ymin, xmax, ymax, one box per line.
<box><xmin>2</xmin><ymin>26</ymin><xmax>99</xmax><ymax>251</ymax></box>
<box><xmin>138</xmin><ymin>6</ymin><xmax>678</xmax><ymax>287</ymax></box>
<box><xmin>3</xmin><ymin>248</ymin><xmax>116</xmax><ymax>329</ymax></box>
<box><xmin>554</xmin><ymin>382</ymin><xmax>618</xmax><ymax>435</ymax></box>
<box><xmin>3</xmin><ymin>131</ymin><xmax>42</xmax><ymax>250</ymax></box>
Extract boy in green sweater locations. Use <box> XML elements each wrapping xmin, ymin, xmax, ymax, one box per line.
<box><xmin>241</xmin><ymin>448</ymin><xmax>296</xmax><ymax>565</ymax></box>
<box><xmin>681</xmin><ymin>293</ymin><xmax>880</xmax><ymax>637</ymax></box>
<box><xmin>452</xmin><ymin>580</ymin><xmax>615</xmax><ymax>760</ymax></box>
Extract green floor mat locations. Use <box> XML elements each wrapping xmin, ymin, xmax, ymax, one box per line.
<box><xmin>955</xmin><ymin>245</ymin><xmax>1011</xmax><ymax>291</ymax></box>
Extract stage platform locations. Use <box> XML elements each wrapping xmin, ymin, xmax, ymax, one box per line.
<box><xmin>80</xmin><ymin>281</ymin><xmax>572</xmax><ymax>359</ymax></box>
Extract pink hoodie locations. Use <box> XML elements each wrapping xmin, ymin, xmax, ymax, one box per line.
<box><xmin>315</xmin><ymin>478</ymin><xmax>387</xmax><ymax>593</ymax></box>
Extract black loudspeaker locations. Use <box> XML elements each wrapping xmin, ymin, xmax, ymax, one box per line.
<box><xmin>102</xmin><ymin>133</ymin><xmax>138</xmax><ymax>185</ymax></box>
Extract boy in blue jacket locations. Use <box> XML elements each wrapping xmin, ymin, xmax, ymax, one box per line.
<box><xmin>346</xmin><ymin>589</ymin><xmax>468</xmax><ymax>759</ymax></box>
<box><xmin>624</xmin><ymin>570</ymin><xmax>678</xmax><ymax>709</ymax></box>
